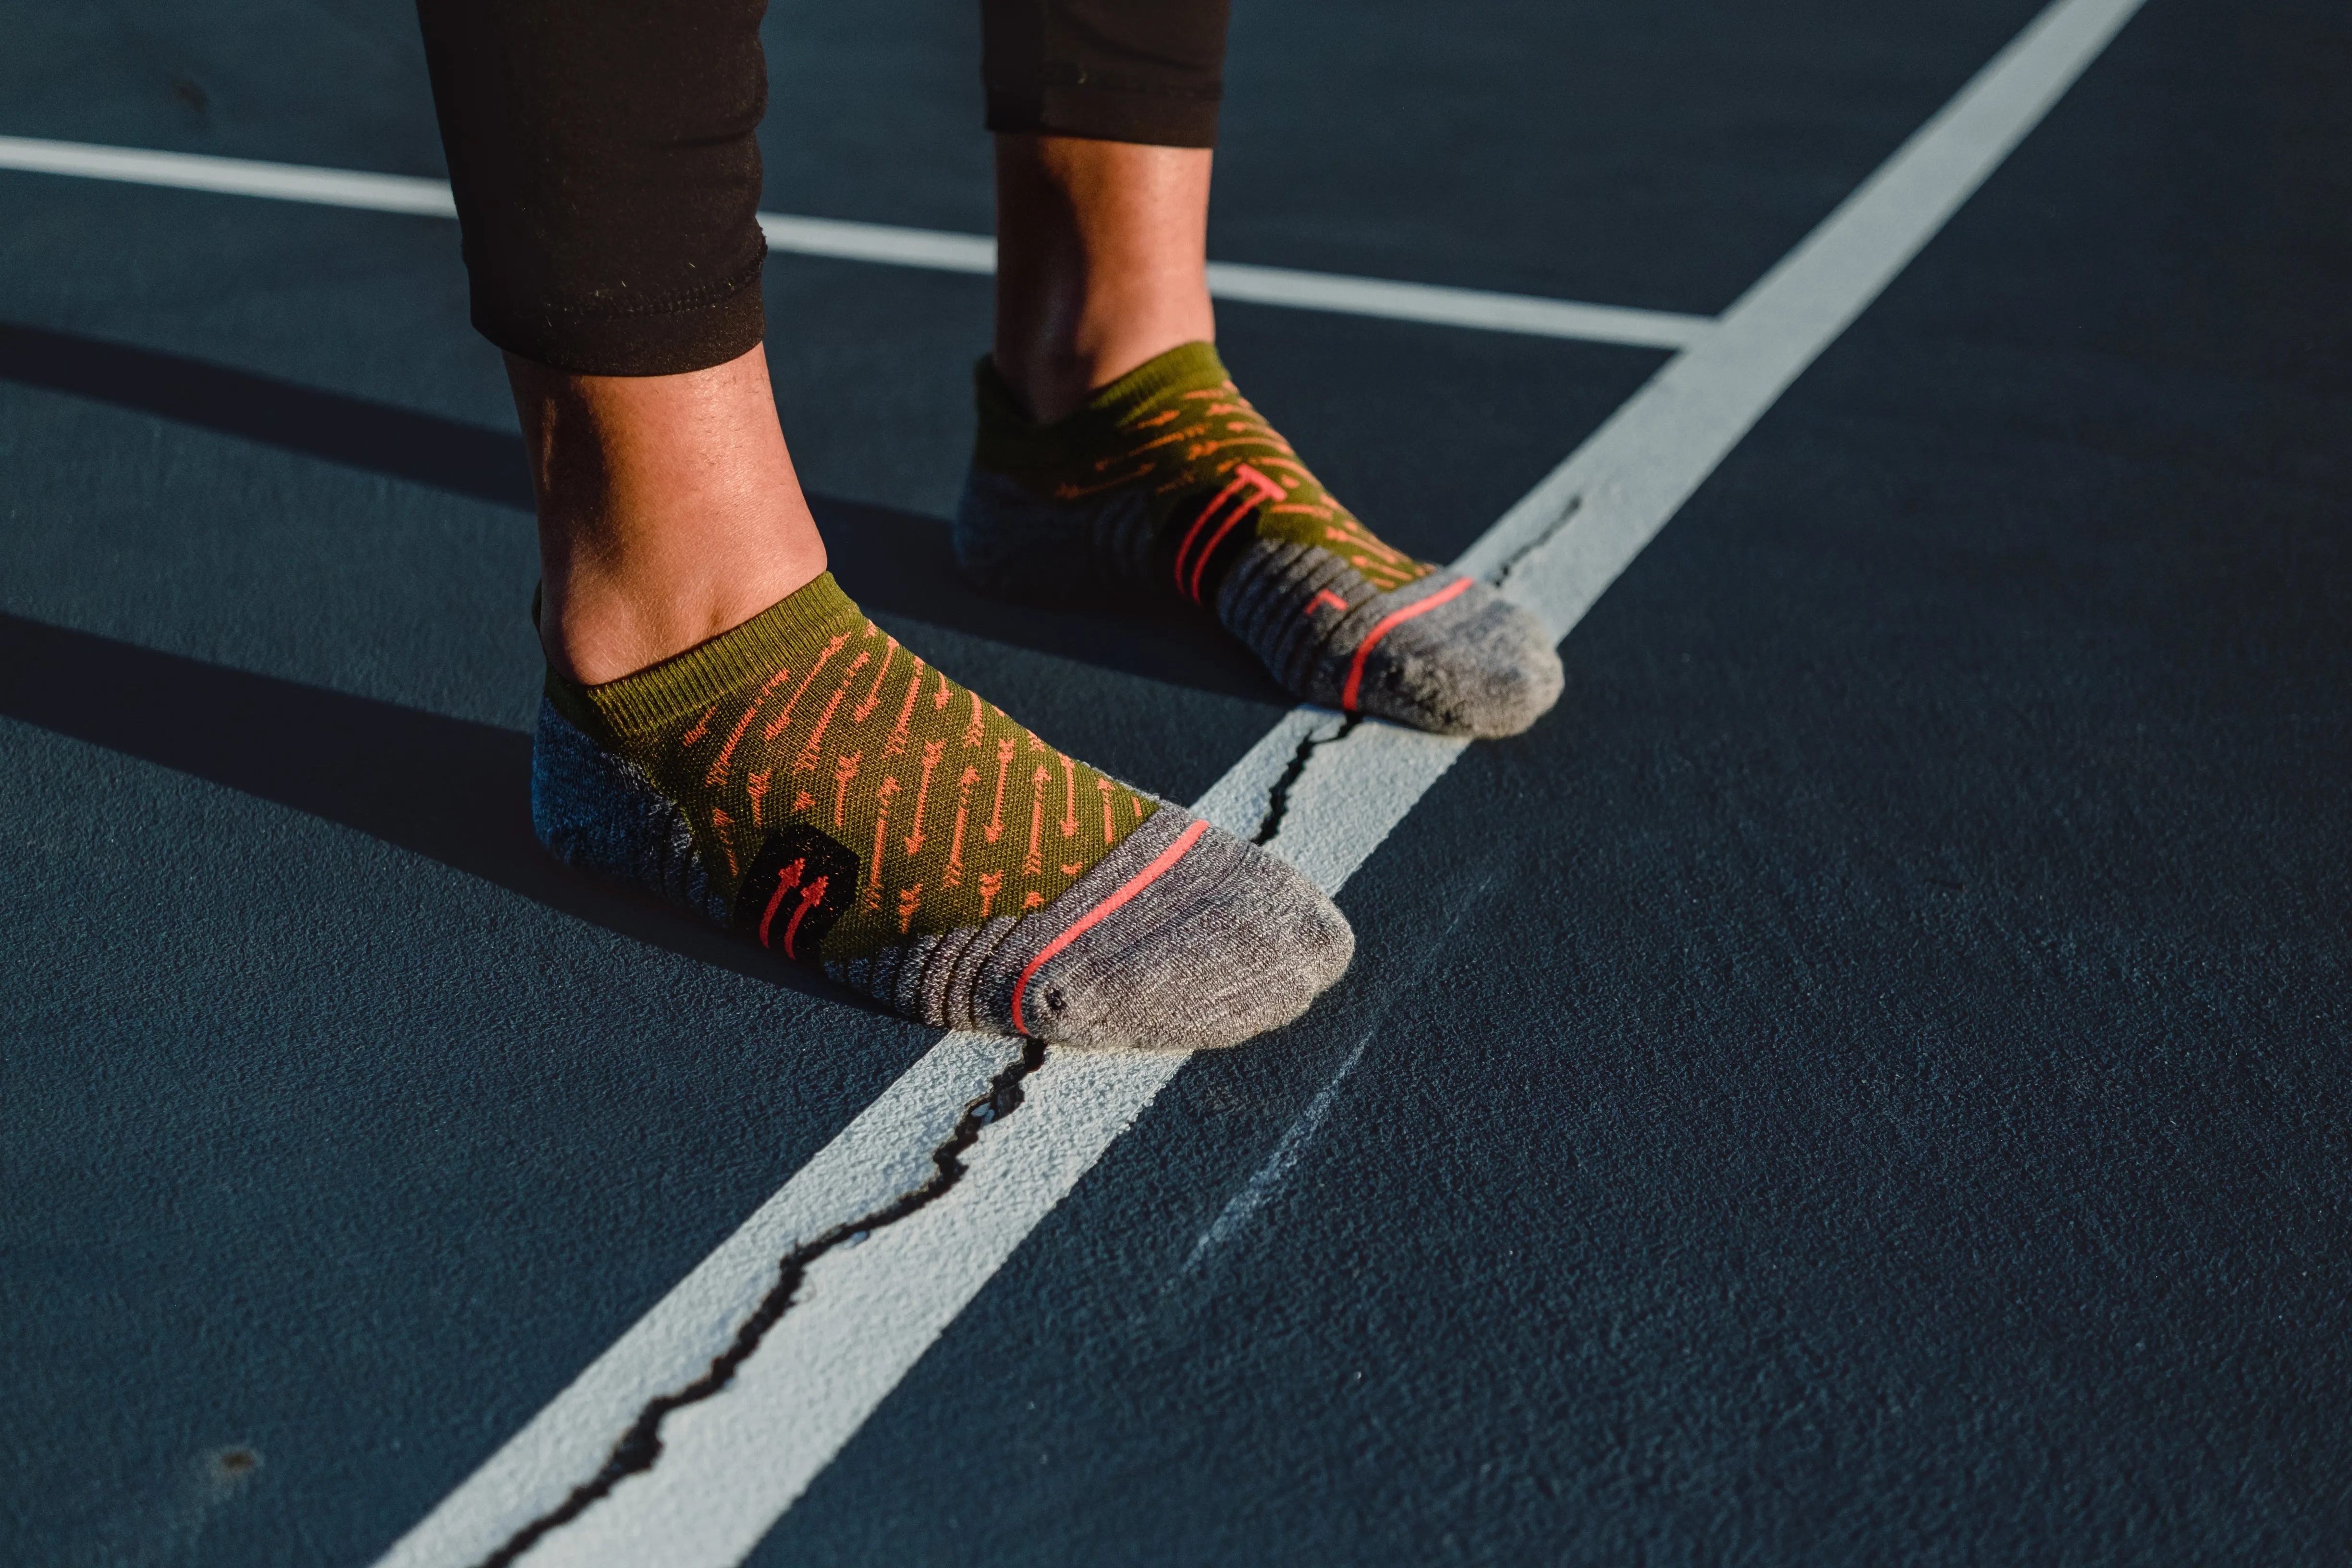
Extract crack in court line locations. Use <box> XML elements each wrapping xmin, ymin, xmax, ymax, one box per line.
<box><xmin>475</xmin><ymin>1037</ymin><xmax>1049</xmax><ymax>1568</ymax></box>
<box><xmin>1250</xmin><ymin>713</ymin><xmax>1362</xmax><ymax>845</ymax></box>
<box><xmin>1486</xmin><ymin>492</ymin><xmax>1583</xmax><ymax>588</ymax></box>
<box><xmin>379</xmin><ymin>2</ymin><xmax>2153</xmax><ymax>1553</ymax></box>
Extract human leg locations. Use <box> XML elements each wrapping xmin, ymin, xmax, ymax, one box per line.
<box><xmin>418</xmin><ymin>0</ymin><xmax>819</xmax><ymax>683</ymax></box>
<box><xmin>964</xmin><ymin>0</ymin><xmax>1565</xmax><ymax>737</ymax></box>
<box><xmin>415</xmin><ymin>0</ymin><xmax>1351</xmax><ymax>1046</ymax></box>
<box><xmin>991</xmin><ymin>135</ymin><xmax>1214</xmax><ymax>427</ymax></box>
<box><xmin>509</xmin><ymin>345</ymin><xmax>827</xmax><ymax>686</ymax></box>
<box><xmin>980</xmin><ymin>0</ymin><xmax>1226</xmax><ymax>423</ymax></box>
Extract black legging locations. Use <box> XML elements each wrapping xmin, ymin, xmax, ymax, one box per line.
<box><xmin>414</xmin><ymin>0</ymin><xmax>1231</xmax><ymax>378</ymax></box>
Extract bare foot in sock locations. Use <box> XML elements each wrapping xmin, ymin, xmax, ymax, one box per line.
<box><xmin>533</xmin><ymin>572</ymin><xmax>1354</xmax><ymax>1049</ymax></box>
<box><xmin>510</xmin><ymin>343</ymin><xmax>1353</xmax><ymax>1050</ymax></box>
<box><xmin>954</xmin><ymin>342</ymin><xmax>1565</xmax><ymax>738</ymax></box>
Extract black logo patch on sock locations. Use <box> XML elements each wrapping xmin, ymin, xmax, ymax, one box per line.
<box><xmin>732</xmin><ymin>826</ymin><xmax>860</xmax><ymax>964</ymax></box>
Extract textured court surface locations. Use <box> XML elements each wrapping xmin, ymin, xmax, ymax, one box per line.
<box><xmin>4</xmin><ymin>1</ymin><xmax>2349</xmax><ymax>1564</ymax></box>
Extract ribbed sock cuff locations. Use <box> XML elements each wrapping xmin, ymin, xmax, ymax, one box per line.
<box><xmin>972</xmin><ymin>340</ymin><xmax>1229</xmax><ymax>481</ymax></box>
<box><xmin>1078</xmin><ymin>339</ymin><xmax>1228</xmax><ymax>420</ymax></box>
<box><xmin>544</xmin><ymin>571</ymin><xmax>864</xmax><ymax>742</ymax></box>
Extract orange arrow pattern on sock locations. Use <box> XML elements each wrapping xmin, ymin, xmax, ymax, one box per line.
<box><xmin>905</xmin><ymin>738</ymin><xmax>944</xmax><ymax>856</ymax></box>
<box><xmin>763</xmin><ymin>631</ymin><xmax>850</xmax><ymax>740</ymax></box>
<box><xmin>1024</xmin><ymin>765</ymin><xmax>1049</xmax><ymax>875</ymax></box>
<box><xmin>943</xmin><ymin>764</ymin><xmax>979</xmax><ymax>889</ymax></box>
<box><xmin>880</xmin><ymin>655</ymin><xmax>927</xmax><ymax>757</ymax></box>
<box><xmin>832</xmin><ymin>750</ymin><xmax>861</xmax><ymax>829</ymax></box>
<box><xmin>985</xmin><ymin>737</ymin><xmax>1013</xmax><ymax>844</ymax></box>
<box><xmin>793</xmin><ymin>649</ymin><xmax>868</xmax><ymax>772</ymax></box>
<box><xmin>625</xmin><ymin>606</ymin><xmax>1156</xmax><ymax>962</ymax></box>
<box><xmin>863</xmin><ymin>775</ymin><xmax>900</xmax><ymax>912</ymax></box>
<box><xmin>852</xmin><ymin>636</ymin><xmax>896</xmax><ymax>722</ymax></box>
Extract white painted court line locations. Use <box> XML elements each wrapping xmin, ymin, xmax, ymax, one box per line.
<box><xmin>0</xmin><ymin>134</ymin><xmax>1708</xmax><ymax>350</ymax></box>
<box><xmin>373</xmin><ymin>0</ymin><xmax>2146</xmax><ymax>1560</ymax></box>
<box><xmin>760</xmin><ymin>211</ymin><xmax>1709</xmax><ymax>347</ymax></box>
<box><xmin>0</xmin><ymin>135</ymin><xmax>459</xmax><ymax>216</ymax></box>
<box><xmin>1203</xmin><ymin>259</ymin><xmax>1706</xmax><ymax>348</ymax></box>
<box><xmin>752</xmin><ymin>210</ymin><xmax>994</xmax><ymax>275</ymax></box>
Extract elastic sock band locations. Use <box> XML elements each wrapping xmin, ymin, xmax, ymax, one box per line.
<box><xmin>557</xmin><ymin>572</ymin><xmax>863</xmax><ymax>740</ymax></box>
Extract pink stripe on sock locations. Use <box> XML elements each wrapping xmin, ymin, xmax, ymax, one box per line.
<box><xmin>1186</xmin><ymin>506</ymin><xmax>1250</xmax><ymax>604</ymax></box>
<box><xmin>782</xmin><ymin>876</ymin><xmax>830</xmax><ymax>961</ymax></box>
<box><xmin>1187</xmin><ymin>464</ymin><xmax>1286</xmax><ymax>603</ymax></box>
<box><xmin>1339</xmin><ymin>574</ymin><xmax>1475</xmax><ymax>712</ymax></box>
<box><xmin>1171</xmin><ymin>473</ymin><xmax>1255</xmax><ymax>594</ymax></box>
<box><xmin>1010</xmin><ymin>818</ymin><xmax>1212</xmax><ymax>1036</ymax></box>
<box><xmin>756</xmin><ymin>859</ymin><xmax>806</xmax><ymax>948</ymax></box>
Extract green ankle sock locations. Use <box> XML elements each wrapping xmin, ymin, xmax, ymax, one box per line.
<box><xmin>955</xmin><ymin>342</ymin><xmax>1564</xmax><ymax>738</ymax></box>
<box><xmin>530</xmin><ymin>571</ymin><xmax>1357</xmax><ymax>1047</ymax></box>
<box><xmin>543</xmin><ymin>573</ymin><xmax>1159</xmax><ymax>963</ymax></box>
<box><xmin>971</xmin><ymin>340</ymin><xmax>1433</xmax><ymax>601</ymax></box>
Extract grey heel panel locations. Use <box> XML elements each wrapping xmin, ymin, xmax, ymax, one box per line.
<box><xmin>952</xmin><ymin>467</ymin><xmax>1157</xmax><ymax>602</ymax></box>
<box><xmin>531</xmin><ymin>698</ymin><xmax>728</xmax><ymax>925</ymax></box>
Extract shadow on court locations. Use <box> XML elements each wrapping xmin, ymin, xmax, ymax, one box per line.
<box><xmin>0</xmin><ymin>318</ymin><xmax>536</xmax><ymax>509</ymax></box>
<box><xmin>0</xmin><ymin>610</ymin><xmax>882</xmax><ymax>1005</ymax></box>
<box><xmin>0</xmin><ymin>318</ymin><xmax>1286</xmax><ymax>705</ymax></box>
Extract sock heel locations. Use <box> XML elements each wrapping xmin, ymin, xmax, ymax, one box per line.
<box><xmin>952</xmin><ymin>467</ymin><xmax>1156</xmax><ymax>604</ymax></box>
<box><xmin>530</xmin><ymin>698</ymin><xmax>728</xmax><ymax>924</ymax></box>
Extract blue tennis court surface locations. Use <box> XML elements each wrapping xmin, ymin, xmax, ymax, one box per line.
<box><xmin>3</xmin><ymin>0</ymin><xmax>2347</xmax><ymax>1563</ymax></box>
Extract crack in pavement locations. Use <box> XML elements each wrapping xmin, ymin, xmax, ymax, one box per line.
<box><xmin>381</xmin><ymin>3</ymin><xmax>2151</xmax><ymax>1548</ymax></box>
<box><xmin>1250</xmin><ymin>714</ymin><xmax>1362</xmax><ymax>845</ymax></box>
<box><xmin>474</xmin><ymin>1037</ymin><xmax>1049</xmax><ymax>1568</ymax></box>
<box><xmin>1485</xmin><ymin>492</ymin><xmax>1583</xmax><ymax>588</ymax></box>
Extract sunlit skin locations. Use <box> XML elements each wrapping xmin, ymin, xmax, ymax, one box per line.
<box><xmin>991</xmin><ymin>135</ymin><xmax>1217</xmax><ymax>425</ymax></box>
<box><xmin>524</xmin><ymin>134</ymin><xmax>1217</xmax><ymax>686</ymax></box>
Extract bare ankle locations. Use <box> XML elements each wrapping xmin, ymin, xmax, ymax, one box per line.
<box><xmin>508</xmin><ymin>344</ymin><xmax>829</xmax><ymax>683</ymax></box>
<box><xmin>540</xmin><ymin>557</ymin><xmax>824</xmax><ymax>686</ymax></box>
<box><xmin>992</xmin><ymin>133</ymin><xmax>1217</xmax><ymax>425</ymax></box>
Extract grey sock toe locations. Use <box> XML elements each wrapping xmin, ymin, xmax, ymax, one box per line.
<box><xmin>1338</xmin><ymin>575</ymin><xmax>1566</xmax><ymax>739</ymax></box>
<box><xmin>1001</xmin><ymin>810</ymin><xmax>1355</xmax><ymax>1050</ymax></box>
<box><xmin>832</xmin><ymin>806</ymin><xmax>1354</xmax><ymax>1050</ymax></box>
<box><xmin>1218</xmin><ymin>543</ymin><xmax>1565</xmax><ymax>738</ymax></box>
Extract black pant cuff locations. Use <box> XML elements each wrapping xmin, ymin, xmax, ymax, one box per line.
<box><xmin>987</xmin><ymin>86</ymin><xmax>1222</xmax><ymax>149</ymax></box>
<box><xmin>472</xmin><ymin>258</ymin><xmax>768</xmax><ymax>378</ymax></box>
